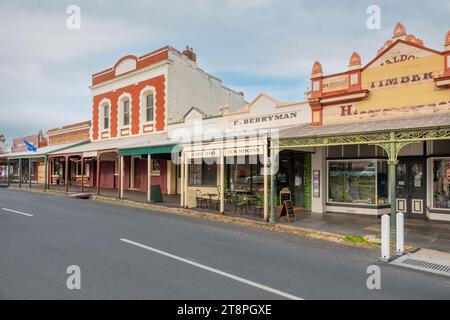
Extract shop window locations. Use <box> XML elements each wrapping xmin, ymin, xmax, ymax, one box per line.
<box><xmin>188</xmin><ymin>158</ymin><xmax>217</xmax><ymax>186</ymax></box>
<box><xmin>433</xmin><ymin>159</ymin><xmax>450</xmax><ymax>210</ymax></box>
<box><xmin>228</xmin><ymin>156</ymin><xmax>263</xmax><ymax>194</ymax></box>
<box><xmin>151</xmin><ymin>159</ymin><xmax>161</xmax><ymax>176</ymax></box>
<box><xmin>328</xmin><ymin>160</ymin><xmax>388</xmax><ymax>205</ymax></box>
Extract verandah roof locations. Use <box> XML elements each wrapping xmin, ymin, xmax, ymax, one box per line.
<box><xmin>0</xmin><ymin>140</ymin><xmax>89</xmax><ymax>160</ymax></box>
<box><xmin>277</xmin><ymin>112</ymin><xmax>450</xmax><ymax>148</ymax></box>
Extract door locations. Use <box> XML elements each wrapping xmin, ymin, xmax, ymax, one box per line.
<box><xmin>134</xmin><ymin>158</ymin><xmax>141</xmax><ymax>190</ymax></box>
<box><xmin>396</xmin><ymin>159</ymin><xmax>426</xmax><ymax>218</ymax></box>
<box><xmin>290</xmin><ymin>155</ymin><xmax>305</xmax><ymax>208</ymax></box>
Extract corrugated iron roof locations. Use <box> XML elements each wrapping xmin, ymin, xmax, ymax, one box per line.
<box><xmin>279</xmin><ymin>112</ymin><xmax>450</xmax><ymax>139</ymax></box>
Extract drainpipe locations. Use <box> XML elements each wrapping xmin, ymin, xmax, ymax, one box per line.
<box><xmin>269</xmin><ymin>147</ymin><xmax>277</xmax><ymax>224</ymax></box>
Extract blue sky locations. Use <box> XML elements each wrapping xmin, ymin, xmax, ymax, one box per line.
<box><xmin>0</xmin><ymin>0</ymin><xmax>449</xmax><ymax>143</ymax></box>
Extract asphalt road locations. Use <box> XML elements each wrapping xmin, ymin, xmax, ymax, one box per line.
<box><xmin>0</xmin><ymin>188</ymin><xmax>449</xmax><ymax>300</ymax></box>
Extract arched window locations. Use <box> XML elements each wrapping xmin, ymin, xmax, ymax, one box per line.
<box><xmin>140</xmin><ymin>86</ymin><xmax>156</xmax><ymax>132</ymax></box>
<box><xmin>118</xmin><ymin>93</ymin><xmax>132</xmax><ymax>130</ymax></box>
<box><xmin>123</xmin><ymin>99</ymin><xmax>130</xmax><ymax>126</ymax></box>
<box><xmin>100</xmin><ymin>102</ymin><xmax>110</xmax><ymax>131</ymax></box>
<box><xmin>145</xmin><ymin>94</ymin><xmax>154</xmax><ymax>122</ymax></box>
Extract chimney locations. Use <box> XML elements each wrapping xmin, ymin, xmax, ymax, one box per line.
<box><xmin>183</xmin><ymin>46</ymin><xmax>197</xmax><ymax>63</ymax></box>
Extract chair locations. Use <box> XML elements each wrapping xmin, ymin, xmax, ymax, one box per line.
<box><xmin>251</xmin><ymin>196</ymin><xmax>264</xmax><ymax>218</ymax></box>
<box><xmin>233</xmin><ymin>193</ymin><xmax>248</xmax><ymax>216</ymax></box>
<box><xmin>210</xmin><ymin>186</ymin><xmax>221</xmax><ymax>211</ymax></box>
<box><xmin>195</xmin><ymin>190</ymin><xmax>208</xmax><ymax>208</ymax></box>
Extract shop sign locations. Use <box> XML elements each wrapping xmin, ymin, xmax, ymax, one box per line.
<box><xmin>224</xmin><ymin>146</ymin><xmax>263</xmax><ymax>157</ymax></box>
<box><xmin>186</xmin><ymin>149</ymin><xmax>220</xmax><ymax>159</ymax></box>
<box><xmin>369</xmin><ymin>71</ymin><xmax>435</xmax><ymax>89</ymax></box>
<box><xmin>232</xmin><ymin>112</ymin><xmax>298</xmax><ymax>126</ymax></box>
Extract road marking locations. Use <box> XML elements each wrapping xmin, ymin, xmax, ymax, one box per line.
<box><xmin>120</xmin><ymin>238</ymin><xmax>303</xmax><ymax>300</ymax></box>
<box><xmin>1</xmin><ymin>208</ymin><xmax>34</xmax><ymax>217</ymax></box>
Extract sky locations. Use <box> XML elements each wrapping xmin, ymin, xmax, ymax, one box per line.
<box><xmin>0</xmin><ymin>0</ymin><xmax>449</xmax><ymax>144</ymax></box>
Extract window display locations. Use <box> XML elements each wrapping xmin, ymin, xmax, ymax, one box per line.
<box><xmin>328</xmin><ymin>160</ymin><xmax>388</xmax><ymax>205</ymax></box>
<box><xmin>433</xmin><ymin>159</ymin><xmax>450</xmax><ymax>210</ymax></box>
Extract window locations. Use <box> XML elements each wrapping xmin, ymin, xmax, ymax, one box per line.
<box><xmin>151</xmin><ymin>159</ymin><xmax>161</xmax><ymax>175</ymax></box>
<box><xmin>146</xmin><ymin>94</ymin><xmax>154</xmax><ymax>122</ymax></box>
<box><xmin>228</xmin><ymin>156</ymin><xmax>264</xmax><ymax>193</ymax></box>
<box><xmin>433</xmin><ymin>159</ymin><xmax>450</xmax><ymax>210</ymax></box>
<box><xmin>103</xmin><ymin>105</ymin><xmax>110</xmax><ymax>130</ymax></box>
<box><xmin>328</xmin><ymin>160</ymin><xmax>388</xmax><ymax>205</ymax></box>
<box><xmin>123</xmin><ymin>99</ymin><xmax>130</xmax><ymax>126</ymax></box>
<box><xmin>188</xmin><ymin>159</ymin><xmax>217</xmax><ymax>186</ymax></box>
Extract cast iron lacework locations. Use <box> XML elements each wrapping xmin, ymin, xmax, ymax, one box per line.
<box><xmin>278</xmin><ymin>127</ymin><xmax>450</xmax><ymax>150</ymax></box>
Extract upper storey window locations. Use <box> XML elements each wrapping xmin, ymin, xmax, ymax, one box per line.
<box><xmin>123</xmin><ymin>99</ymin><xmax>130</xmax><ymax>126</ymax></box>
<box><xmin>101</xmin><ymin>103</ymin><xmax>110</xmax><ymax>131</ymax></box>
<box><xmin>146</xmin><ymin>94</ymin><xmax>154</xmax><ymax>122</ymax></box>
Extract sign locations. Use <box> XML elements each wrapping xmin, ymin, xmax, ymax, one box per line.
<box><xmin>186</xmin><ymin>149</ymin><xmax>220</xmax><ymax>159</ymax></box>
<box><xmin>369</xmin><ymin>71</ymin><xmax>435</xmax><ymax>90</ymax></box>
<box><xmin>313</xmin><ymin>170</ymin><xmax>320</xmax><ymax>198</ymax></box>
<box><xmin>278</xmin><ymin>200</ymin><xmax>295</xmax><ymax>223</ymax></box>
<box><xmin>232</xmin><ymin>112</ymin><xmax>298</xmax><ymax>127</ymax></box>
<box><xmin>279</xmin><ymin>188</ymin><xmax>291</xmax><ymax>206</ymax></box>
<box><xmin>224</xmin><ymin>146</ymin><xmax>263</xmax><ymax>157</ymax></box>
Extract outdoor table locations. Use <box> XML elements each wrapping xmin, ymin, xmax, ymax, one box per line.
<box><xmin>206</xmin><ymin>193</ymin><xmax>218</xmax><ymax>209</ymax></box>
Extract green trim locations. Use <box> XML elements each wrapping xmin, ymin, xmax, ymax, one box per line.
<box><xmin>118</xmin><ymin>144</ymin><xmax>180</xmax><ymax>156</ymax></box>
<box><xmin>304</xmin><ymin>153</ymin><xmax>312</xmax><ymax>211</ymax></box>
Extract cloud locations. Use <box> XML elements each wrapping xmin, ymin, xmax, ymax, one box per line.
<box><xmin>0</xmin><ymin>0</ymin><xmax>449</xmax><ymax>142</ymax></box>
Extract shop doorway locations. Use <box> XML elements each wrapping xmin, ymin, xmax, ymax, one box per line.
<box><xmin>396</xmin><ymin>158</ymin><xmax>426</xmax><ymax>218</ymax></box>
<box><xmin>277</xmin><ymin>151</ymin><xmax>305</xmax><ymax>208</ymax></box>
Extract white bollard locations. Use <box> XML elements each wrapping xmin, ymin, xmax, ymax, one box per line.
<box><xmin>396</xmin><ymin>212</ymin><xmax>404</xmax><ymax>254</ymax></box>
<box><xmin>380</xmin><ymin>214</ymin><xmax>390</xmax><ymax>261</ymax></box>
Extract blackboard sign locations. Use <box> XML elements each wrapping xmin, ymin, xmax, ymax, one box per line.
<box><xmin>278</xmin><ymin>200</ymin><xmax>295</xmax><ymax>223</ymax></box>
<box><xmin>151</xmin><ymin>185</ymin><xmax>164</xmax><ymax>203</ymax></box>
<box><xmin>279</xmin><ymin>189</ymin><xmax>291</xmax><ymax>206</ymax></box>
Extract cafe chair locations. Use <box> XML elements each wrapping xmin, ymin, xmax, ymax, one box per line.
<box><xmin>195</xmin><ymin>190</ymin><xmax>208</xmax><ymax>208</ymax></box>
<box><xmin>252</xmin><ymin>197</ymin><xmax>264</xmax><ymax>218</ymax></box>
<box><xmin>233</xmin><ymin>193</ymin><xmax>248</xmax><ymax>216</ymax></box>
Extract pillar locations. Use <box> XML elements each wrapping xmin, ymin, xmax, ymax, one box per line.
<box><xmin>388</xmin><ymin>159</ymin><xmax>398</xmax><ymax>234</ymax></box>
<box><xmin>180</xmin><ymin>153</ymin><xmax>184</xmax><ymax>207</ymax></box>
<box><xmin>96</xmin><ymin>155</ymin><xmax>100</xmax><ymax>195</ymax></box>
<box><xmin>120</xmin><ymin>155</ymin><xmax>124</xmax><ymax>199</ymax></box>
<box><xmin>44</xmin><ymin>156</ymin><xmax>48</xmax><ymax>190</ymax></box>
<box><xmin>269</xmin><ymin>147</ymin><xmax>277</xmax><ymax>224</ymax></box>
<box><xmin>147</xmin><ymin>154</ymin><xmax>152</xmax><ymax>203</ymax></box>
<box><xmin>263</xmin><ymin>141</ymin><xmax>269</xmax><ymax>221</ymax></box>
<box><xmin>184</xmin><ymin>155</ymin><xmax>188</xmax><ymax>208</ymax></box>
<box><xmin>65</xmin><ymin>156</ymin><xmax>69</xmax><ymax>192</ymax></box>
<box><xmin>19</xmin><ymin>158</ymin><xmax>22</xmax><ymax>188</ymax></box>
<box><xmin>220</xmin><ymin>149</ymin><xmax>225</xmax><ymax>214</ymax></box>
<box><xmin>28</xmin><ymin>158</ymin><xmax>32</xmax><ymax>188</ymax></box>
<box><xmin>80</xmin><ymin>156</ymin><xmax>84</xmax><ymax>193</ymax></box>
<box><xmin>6</xmin><ymin>159</ymin><xmax>10</xmax><ymax>186</ymax></box>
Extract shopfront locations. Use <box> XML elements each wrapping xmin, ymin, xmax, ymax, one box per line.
<box><xmin>274</xmin><ymin>23</ymin><xmax>450</xmax><ymax>223</ymax></box>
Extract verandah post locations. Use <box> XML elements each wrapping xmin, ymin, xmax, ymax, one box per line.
<box><xmin>44</xmin><ymin>156</ymin><xmax>48</xmax><ymax>190</ymax></box>
<box><xmin>28</xmin><ymin>158</ymin><xmax>32</xmax><ymax>188</ymax></box>
<box><xmin>6</xmin><ymin>159</ymin><xmax>10</xmax><ymax>186</ymax></box>
<box><xmin>147</xmin><ymin>153</ymin><xmax>152</xmax><ymax>203</ymax></box>
<box><xmin>18</xmin><ymin>158</ymin><xmax>22</xmax><ymax>188</ymax></box>
<box><xmin>220</xmin><ymin>149</ymin><xmax>225</xmax><ymax>214</ymax></box>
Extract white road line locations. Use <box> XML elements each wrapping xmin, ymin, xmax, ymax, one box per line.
<box><xmin>1</xmin><ymin>208</ymin><xmax>34</xmax><ymax>217</ymax></box>
<box><xmin>120</xmin><ymin>238</ymin><xmax>303</xmax><ymax>300</ymax></box>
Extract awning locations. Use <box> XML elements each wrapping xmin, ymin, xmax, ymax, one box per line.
<box><xmin>118</xmin><ymin>142</ymin><xmax>180</xmax><ymax>156</ymax></box>
<box><xmin>0</xmin><ymin>140</ymin><xmax>89</xmax><ymax>160</ymax></box>
<box><xmin>48</xmin><ymin>133</ymin><xmax>169</xmax><ymax>157</ymax></box>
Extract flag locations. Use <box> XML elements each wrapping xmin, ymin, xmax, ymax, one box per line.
<box><xmin>23</xmin><ymin>140</ymin><xmax>37</xmax><ymax>152</ymax></box>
